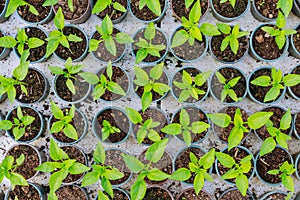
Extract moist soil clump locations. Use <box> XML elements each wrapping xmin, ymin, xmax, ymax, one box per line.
<box><xmin>144</xmin><ymin>187</ymin><xmax>172</xmax><ymax>200</ymax></box>
<box><xmin>212</xmin><ymin>0</ymin><xmax>248</xmax><ymax>18</ymax></box>
<box><xmin>56</xmin><ymin>185</ymin><xmax>87</xmax><ymax>200</ymax></box>
<box><xmin>18</xmin><ymin>0</ymin><xmax>51</xmax><ymax>23</ymax></box>
<box><xmin>290</xmin><ymin>65</ymin><xmax>300</xmax><ymax>98</ymax></box>
<box><xmin>178</xmin><ymin>189</ymin><xmax>213</xmax><ymax>200</ymax></box>
<box><xmin>94</xmin><ymin>0</ymin><xmax>127</xmax><ymax>21</ymax></box>
<box><xmin>103</xmin><ymin>189</ymin><xmax>129</xmax><ymax>200</ymax></box>
<box><xmin>254</xmin><ymin>0</ymin><xmax>278</xmax><ymax>19</ymax></box>
<box><xmin>130</xmin><ymin>0</ymin><xmax>165</xmax><ymax>21</ymax></box>
<box><xmin>220</xmin><ymin>189</ymin><xmax>251</xmax><ymax>200</ymax></box>
<box><xmin>7</xmin><ymin>184</ymin><xmax>41</xmax><ymax>200</ymax></box>
<box><xmin>0</xmin><ymin>0</ymin><xmax>5</xmax><ymax>14</ymax></box>
<box><xmin>172</xmin><ymin>0</ymin><xmax>208</xmax><ymax>20</ymax></box>
<box><xmin>54</xmin><ymin>0</ymin><xmax>88</xmax><ymax>20</ymax></box>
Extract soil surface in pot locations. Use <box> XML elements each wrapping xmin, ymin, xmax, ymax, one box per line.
<box><xmin>172</xmin><ymin>0</ymin><xmax>208</xmax><ymax>20</ymax></box>
<box><xmin>54</xmin><ymin>26</ymin><xmax>87</xmax><ymax>60</ymax></box>
<box><xmin>257</xmin><ymin>147</ymin><xmax>291</xmax><ymax>183</ymax></box>
<box><xmin>134</xmin><ymin>66</ymin><xmax>168</xmax><ymax>101</ymax></box>
<box><xmin>175</xmin><ymin>147</ymin><xmax>205</xmax><ymax>184</ymax></box>
<box><xmin>172</xmin><ymin>28</ymin><xmax>206</xmax><ymax>61</ymax></box>
<box><xmin>94</xmin><ymin>0</ymin><xmax>127</xmax><ymax>21</ymax></box>
<box><xmin>144</xmin><ymin>187</ymin><xmax>172</xmax><ymax>200</ymax></box>
<box><xmin>130</xmin><ymin>0</ymin><xmax>165</xmax><ymax>21</ymax></box>
<box><xmin>249</xmin><ymin>68</ymin><xmax>284</xmax><ymax>103</ymax></box>
<box><xmin>54</xmin><ymin>0</ymin><xmax>88</xmax><ymax>20</ymax></box>
<box><xmin>220</xmin><ymin>189</ymin><xmax>251</xmax><ymax>200</ymax></box>
<box><xmin>92</xmin><ymin>29</ymin><xmax>125</xmax><ymax>62</ymax></box>
<box><xmin>252</xmin><ymin>25</ymin><xmax>284</xmax><ymax>60</ymax></box>
<box><xmin>103</xmin><ymin>188</ymin><xmax>129</xmax><ymax>200</ymax></box>
<box><xmin>212</xmin><ymin>0</ymin><xmax>248</xmax><ymax>18</ymax></box>
<box><xmin>177</xmin><ymin>189</ymin><xmax>213</xmax><ymax>200</ymax></box>
<box><xmin>7</xmin><ymin>144</ymin><xmax>40</xmax><ymax>180</ymax></box>
<box><xmin>0</xmin><ymin>0</ymin><xmax>5</xmax><ymax>14</ymax></box>
<box><xmin>290</xmin><ymin>65</ymin><xmax>300</xmax><ymax>98</ymax></box>
<box><xmin>96</xmin><ymin>108</ymin><xmax>130</xmax><ymax>143</ymax></box>
<box><xmin>172</xmin><ymin>68</ymin><xmax>208</xmax><ymax>103</ymax></box>
<box><xmin>293</xmin><ymin>27</ymin><xmax>300</xmax><ymax>53</ymax></box>
<box><xmin>256</xmin><ymin>107</ymin><xmax>290</xmax><ymax>140</ymax></box>
<box><xmin>15</xmin><ymin>68</ymin><xmax>47</xmax><ymax>103</ymax></box>
<box><xmin>214</xmin><ymin>107</ymin><xmax>249</xmax><ymax>142</ymax></box>
<box><xmin>51</xmin><ymin>108</ymin><xmax>85</xmax><ymax>143</ymax></box>
<box><xmin>172</xmin><ymin>107</ymin><xmax>209</xmax><ymax>143</ymax></box>
<box><xmin>7</xmin><ymin>107</ymin><xmax>42</xmax><ymax>142</ymax></box>
<box><xmin>56</xmin><ymin>185</ymin><xmax>87</xmax><ymax>200</ymax></box>
<box><xmin>7</xmin><ymin>184</ymin><xmax>41</xmax><ymax>200</ymax></box>
<box><xmin>0</xmin><ymin>31</ymin><xmax>3</xmax><ymax>54</ymax></box>
<box><xmin>263</xmin><ymin>193</ymin><xmax>287</xmax><ymax>199</ymax></box>
<box><xmin>138</xmin><ymin>150</ymin><xmax>172</xmax><ymax>185</ymax></box>
<box><xmin>254</xmin><ymin>0</ymin><xmax>278</xmax><ymax>19</ymax></box>
<box><xmin>55</xmin><ymin>70</ymin><xmax>89</xmax><ymax>102</ymax></box>
<box><xmin>105</xmin><ymin>149</ymin><xmax>131</xmax><ymax>185</ymax></box>
<box><xmin>211</xmin><ymin>68</ymin><xmax>247</xmax><ymax>103</ymax></box>
<box><xmin>18</xmin><ymin>0</ymin><xmax>51</xmax><ymax>23</ymax></box>
<box><xmin>133</xmin><ymin>29</ymin><xmax>167</xmax><ymax>63</ymax></box>
<box><xmin>133</xmin><ymin>107</ymin><xmax>168</xmax><ymax>145</ymax></box>
<box><xmin>295</xmin><ymin>112</ymin><xmax>300</xmax><ymax>136</ymax></box>
<box><xmin>97</xmin><ymin>66</ymin><xmax>129</xmax><ymax>101</ymax></box>
<box><xmin>15</xmin><ymin>27</ymin><xmax>47</xmax><ymax>62</ymax></box>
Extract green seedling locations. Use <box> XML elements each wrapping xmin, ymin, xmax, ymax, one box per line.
<box><xmin>92</xmin><ymin>0</ymin><xmax>126</xmax><ymax>14</ymax></box>
<box><xmin>101</xmin><ymin>120</ymin><xmax>121</xmax><ymax>141</ymax></box>
<box><xmin>138</xmin><ymin>0</ymin><xmax>162</xmax><ymax>16</ymax></box>
<box><xmin>43</xmin><ymin>0</ymin><xmax>74</xmax><ymax>12</ymax></box>
<box><xmin>5</xmin><ymin>0</ymin><xmax>38</xmax><ymax>17</ymax></box>
<box><xmin>277</xmin><ymin>0</ymin><xmax>293</xmax><ymax>17</ymax></box>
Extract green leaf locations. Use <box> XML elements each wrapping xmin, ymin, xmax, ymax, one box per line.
<box><xmin>179</xmin><ymin>109</ymin><xmax>190</xmax><ymax>127</ymax></box>
<box><xmin>94</xmin><ymin>142</ymin><xmax>105</xmax><ymax>164</ymax></box>
<box><xmin>216</xmin><ymin>23</ymin><xmax>231</xmax><ymax>34</ymax></box>
<box><xmin>208</xmin><ymin>113</ymin><xmax>231</xmax><ymax>128</ymax></box>
<box><xmin>248</xmin><ymin>112</ymin><xmax>273</xmax><ymax>130</ymax></box>
<box><xmin>45</xmin><ymin>39</ymin><xmax>59</xmax><ymax>58</ymax></box>
<box><xmin>49</xmin><ymin>138</ymin><xmax>69</xmax><ymax>161</ymax></box>
<box><xmin>13</xmin><ymin>61</ymin><xmax>28</xmax><ymax>81</ymax></box>
<box><xmin>81</xmin><ymin>171</ymin><xmax>100</xmax><ymax>187</ymax></box>
<box><xmin>13</xmin><ymin>127</ymin><xmax>25</xmax><ymax>141</ymax></box>
<box><xmin>101</xmin><ymin>176</ymin><xmax>113</xmax><ymax>198</ymax></box>
<box><xmin>161</xmin><ymin>123</ymin><xmax>182</xmax><ymax>135</ymax></box>
<box><xmin>147</xmin><ymin>168</ymin><xmax>170</xmax><ymax>181</ymax></box>
<box><xmin>5</xmin><ymin>0</ymin><xmax>26</xmax><ymax>17</ymax></box>
<box><xmin>69</xmin><ymin>162</ymin><xmax>90</xmax><ymax>174</ymax></box>
<box><xmin>146</xmin><ymin>139</ymin><xmax>168</xmax><ymax>163</ymax></box>
<box><xmin>278</xmin><ymin>0</ymin><xmax>293</xmax><ymax>17</ymax></box>
<box><xmin>268</xmin><ymin>169</ymin><xmax>280</xmax><ymax>175</ymax></box>
<box><xmin>236</xmin><ymin>174</ymin><xmax>248</xmax><ymax>196</ymax></box>
<box><xmin>189</xmin><ymin>0</ymin><xmax>201</xmax><ymax>23</ymax></box>
<box><xmin>230</xmin><ymin>38</ymin><xmax>239</xmax><ymax>54</ymax></box>
<box><xmin>280</xmin><ymin>109</ymin><xmax>291</xmax><ymax>130</ymax></box>
<box><xmin>54</xmin><ymin>7</ymin><xmax>64</xmax><ymax>30</ymax></box>
<box><xmin>35</xmin><ymin>162</ymin><xmax>62</xmax><ymax>173</ymax></box>
<box><xmin>283</xmin><ymin>74</ymin><xmax>300</xmax><ymax>86</ymax></box>
<box><xmin>0</xmin><ymin>120</ymin><xmax>13</xmax><ymax>130</ymax></box>
<box><xmin>113</xmin><ymin>2</ymin><xmax>127</xmax><ymax>12</ymax></box>
<box><xmin>264</xmin><ymin>86</ymin><xmax>280</xmax><ymax>102</ymax></box>
<box><xmin>9</xmin><ymin>172</ymin><xmax>28</xmax><ymax>190</ymax></box>
<box><xmin>194</xmin><ymin>173</ymin><xmax>204</xmax><ymax>195</ymax></box>
<box><xmin>146</xmin><ymin>0</ymin><xmax>161</xmax><ymax>16</ymax></box>
<box><xmin>251</xmin><ymin>76</ymin><xmax>271</xmax><ymax>86</ymax></box>
<box><xmin>144</xmin><ymin>23</ymin><xmax>156</xmax><ymax>41</ymax></box>
<box><xmin>228</xmin><ymin>127</ymin><xmax>243</xmax><ymax>151</ymax></box>
<box><xmin>260</xmin><ymin>137</ymin><xmax>276</xmax><ymax>156</ymax></box>
<box><xmin>222</xmin><ymin>168</ymin><xmax>239</xmax><ymax>179</ymax></box>
<box><xmin>185</xmin><ymin>0</ymin><xmax>193</xmax><ymax>8</ymax></box>
<box><xmin>200</xmin><ymin>23</ymin><xmax>221</xmax><ymax>36</ymax></box>
<box><xmin>150</xmin><ymin>63</ymin><xmax>164</xmax><ymax>80</ymax></box>
<box><xmin>171</xmin><ymin>29</ymin><xmax>189</xmax><ymax>48</ymax></box>
<box><xmin>22</xmin><ymin>116</ymin><xmax>35</xmax><ymax>126</ymax></box>
<box><xmin>107</xmin><ymin>81</ymin><xmax>125</xmax><ymax>96</ymax></box>
<box><xmin>49</xmin><ymin>169</ymin><xmax>68</xmax><ymax>192</ymax></box>
<box><xmin>148</xmin><ymin>129</ymin><xmax>161</xmax><ymax>142</ymax></box>
<box><xmin>122</xmin><ymin>154</ymin><xmax>145</xmax><ymax>173</ymax></box>
<box><xmin>0</xmin><ymin>36</ymin><xmax>17</xmax><ymax>48</ymax></box>
<box><xmin>170</xmin><ymin>168</ymin><xmax>191</xmax><ymax>181</ymax></box>
<box><xmin>282</xmin><ymin>175</ymin><xmax>294</xmax><ymax>192</ymax></box>
<box><xmin>50</xmin><ymin>100</ymin><xmax>64</xmax><ymax>119</ymax></box>
<box><xmin>79</xmin><ymin>72</ymin><xmax>99</xmax><ymax>84</ymax></box>
<box><xmin>92</xmin><ymin>0</ymin><xmax>108</xmax><ymax>14</ymax></box>
<box><xmin>28</xmin><ymin>37</ymin><xmax>45</xmax><ymax>49</ymax></box>
<box><xmin>130</xmin><ymin>179</ymin><xmax>147</xmax><ymax>200</ymax></box>
<box><xmin>126</xmin><ymin>107</ymin><xmax>142</xmax><ymax>124</ymax></box>
<box><xmin>191</xmin><ymin>121</ymin><xmax>209</xmax><ymax>134</ymax></box>
<box><xmin>141</xmin><ymin>91</ymin><xmax>152</xmax><ymax>111</ymax></box>
<box><xmin>104</xmin><ymin>37</ymin><xmax>116</xmax><ymax>56</ymax></box>
<box><xmin>105</xmin><ymin>168</ymin><xmax>124</xmax><ymax>180</ymax></box>
<box><xmin>115</xmin><ymin>32</ymin><xmax>134</xmax><ymax>44</ymax></box>
<box><xmin>216</xmin><ymin>152</ymin><xmax>235</xmax><ymax>168</ymax></box>
<box><xmin>135</xmin><ymin>48</ymin><xmax>148</xmax><ymax>64</ymax></box>
<box><xmin>220</xmin><ymin>36</ymin><xmax>230</xmax><ymax>52</ymax></box>
<box><xmin>215</xmin><ymin>71</ymin><xmax>226</xmax><ymax>84</ymax></box>
<box><xmin>15</xmin><ymin>154</ymin><xmax>25</xmax><ymax>166</ymax></box>
<box><xmin>7</xmin><ymin>85</ymin><xmax>16</xmax><ymax>103</ymax></box>
<box><xmin>68</xmin><ymin>34</ymin><xmax>82</xmax><ymax>42</ymax></box>
<box><xmin>65</xmin><ymin>79</ymin><xmax>75</xmax><ymax>94</ymax></box>
<box><xmin>92</xmin><ymin>84</ymin><xmax>105</xmax><ymax>100</ymax></box>
<box><xmin>50</xmin><ymin>121</ymin><xmax>65</xmax><ymax>133</ymax></box>
<box><xmin>276</xmin><ymin>11</ymin><xmax>286</xmax><ymax>29</ymax></box>
<box><xmin>2</xmin><ymin>156</ymin><xmax>14</xmax><ymax>170</ymax></box>
<box><xmin>199</xmin><ymin>148</ymin><xmax>215</xmax><ymax>169</ymax></box>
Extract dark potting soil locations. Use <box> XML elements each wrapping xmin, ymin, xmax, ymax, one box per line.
<box><xmin>174</xmin><ymin>147</ymin><xmax>205</xmax><ymax>184</ymax></box>
<box><xmin>55</xmin><ymin>70</ymin><xmax>89</xmax><ymax>102</ymax></box>
<box><xmin>92</xmin><ymin>29</ymin><xmax>125</xmax><ymax>62</ymax></box>
<box><xmin>133</xmin><ymin>107</ymin><xmax>168</xmax><ymax>145</ymax></box>
<box><xmin>18</xmin><ymin>0</ymin><xmax>51</xmax><ymax>23</ymax></box>
<box><xmin>54</xmin><ymin>0</ymin><xmax>88</xmax><ymax>20</ymax></box>
<box><xmin>144</xmin><ymin>187</ymin><xmax>172</xmax><ymax>200</ymax></box>
<box><xmin>295</xmin><ymin>112</ymin><xmax>300</xmax><ymax>136</ymax></box>
<box><xmin>211</xmin><ymin>67</ymin><xmax>246</xmax><ymax>103</ymax></box>
<box><xmin>297</xmin><ymin>0</ymin><xmax>300</xmax><ymax>8</ymax></box>
<box><xmin>96</xmin><ymin>108</ymin><xmax>129</xmax><ymax>143</ymax></box>
<box><xmin>263</xmin><ymin>192</ymin><xmax>287</xmax><ymax>199</ymax></box>
<box><xmin>54</xmin><ymin>26</ymin><xmax>87</xmax><ymax>60</ymax></box>
<box><xmin>252</xmin><ymin>25</ymin><xmax>284</xmax><ymax>60</ymax></box>
<box><xmin>254</xmin><ymin>0</ymin><xmax>278</xmax><ymax>19</ymax></box>
<box><xmin>257</xmin><ymin>147</ymin><xmax>291</xmax><ymax>183</ymax></box>
<box><xmin>217</xmin><ymin>147</ymin><xmax>253</xmax><ymax>183</ymax></box>
<box><xmin>134</xmin><ymin>66</ymin><xmax>168</xmax><ymax>101</ymax></box>
<box><xmin>249</xmin><ymin>68</ymin><xmax>284</xmax><ymax>103</ymax></box>
<box><xmin>15</xmin><ymin>27</ymin><xmax>47</xmax><ymax>62</ymax></box>
<box><xmin>130</xmin><ymin>0</ymin><xmax>165</xmax><ymax>21</ymax></box>
<box><xmin>172</xmin><ymin>107</ymin><xmax>209</xmax><ymax>143</ymax></box>
<box><xmin>97</xmin><ymin>66</ymin><xmax>129</xmax><ymax>101</ymax></box>
<box><xmin>212</xmin><ymin>0</ymin><xmax>248</xmax><ymax>18</ymax></box>
<box><xmin>256</xmin><ymin>107</ymin><xmax>290</xmax><ymax>140</ymax></box>
<box><xmin>56</xmin><ymin>185</ymin><xmax>87</xmax><ymax>200</ymax></box>
<box><xmin>133</xmin><ymin>29</ymin><xmax>167</xmax><ymax>63</ymax></box>
<box><xmin>15</xmin><ymin>68</ymin><xmax>47</xmax><ymax>103</ymax></box>
<box><xmin>290</xmin><ymin>65</ymin><xmax>300</xmax><ymax>98</ymax></box>
<box><xmin>7</xmin><ymin>184</ymin><xmax>41</xmax><ymax>200</ymax></box>
<box><xmin>7</xmin><ymin>107</ymin><xmax>42</xmax><ymax>142</ymax></box>
<box><xmin>94</xmin><ymin>0</ymin><xmax>127</xmax><ymax>21</ymax></box>
<box><xmin>0</xmin><ymin>31</ymin><xmax>3</xmax><ymax>54</ymax></box>
<box><xmin>172</xmin><ymin>28</ymin><xmax>206</xmax><ymax>61</ymax></box>
<box><xmin>293</xmin><ymin>26</ymin><xmax>300</xmax><ymax>53</ymax></box>
<box><xmin>138</xmin><ymin>150</ymin><xmax>173</xmax><ymax>185</ymax></box>
<box><xmin>51</xmin><ymin>108</ymin><xmax>85</xmax><ymax>143</ymax></box>
<box><xmin>220</xmin><ymin>189</ymin><xmax>251</xmax><ymax>200</ymax></box>
<box><xmin>172</xmin><ymin>68</ymin><xmax>208</xmax><ymax>103</ymax></box>
<box><xmin>0</xmin><ymin>0</ymin><xmax>5</xmax><ymax>14</ymax></box>
<box><xmin>103</xmin><ymin>189</ymin><xmax>129</xmax><ymax>200</ymax></box>
<box><xmin>211</xmin><ymin>33</ymin><xmax>248</xmax><ymax>62</ymax></box>
<box><xmin>105</xmin><ymin>149</ymin><xmax>131</xmax><ymax>185</ymax></box>
<box><xmin>172</xmin><ymin>0</ymin><xmax>208</xmax><ymax>20</ymax></box>
<box><xmin>177</xmin><ymin>189</ymin><xmax>213</xmax><ymax>200</ymax></box>
<box><xmin>214</xmin><ymin>106</ymin><xmax>249</xmax><ymax>142</ymax></box>
<box><xmin>7</xmin><ymin>144</ymin><xmax>40</xmax><ymax>180</ymax></box>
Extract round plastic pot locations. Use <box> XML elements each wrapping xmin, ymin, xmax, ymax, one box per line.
<box><xmin>289</xmin><ymin>23</ymin><xmax>300</xmax><ymax>59</ymax></box>
<box><xmin>219</xmin><ymin>187</ymin><xmax>254</xmax><ymax>199</ymax></box>
<box><xmin>293</xmin><ymin>110</ymin><xmax>300</xmax><ymax>140</ymax></box>
<box><xmin>0</xmin><ymin>29</ymin><xmax>11</xmax><ymax>60</ymax></box>
<box><xmin>250</xmin><ymin>0</ymin><xmax>276</xmax><ymax>22</ymax></box>
<box><xmin>210</xmin><ymin>0</ymin><xmax>250</xmax><ymax>22</ymax></box>
<box><xmin>247</xmin><ymin>66</ymin><xmax>286</xmax><ymax>105</ymax></box>
<box><xmin>287</xmin><ymin>64</ymin><xmax>300</xmax><ymax>101</ymax></box>
<box><xmin>5</xmin><ymin>182</ymin><xmax>46</xmax><ymax>200</ymax></box>
<box><xmin>249</xmin><ymin>23</ymin><xmax>289</xmax><ymax>62</ymax></box>
<box><xmin>144</xmin><ymin>185</ymin><xmax>174</xmax><ymax>200</ymax></box>
<box><xmin>56</xmin><ymin>184</ymin><xmax>88</xmax><ymax>200</ymax></box>
<box><xmin>92</xmin><ymin>106</ymin><xmax>131</xmax><ymax>145</ymax></box>
<box><xmin>0</xmin><ymin>113</ymin><xmax>4</xmax><ymax>135</ymax></box>
<box><xmin>295</xmin><ymin>153</ymin><xmax>300</xmax><ymax>180</ymax></box>
<box><xmin>260</xmin><ymin>190</ymin><xmax>288</xmax><ymax>199</ymax></box>
<box><xmin>0</xmin><ymin>0</ymin><xmax>9</xmax><ymax>23</ymax></box>
<box><xmin>0</xmin><ymin>93</ymin><xmax>7</xmax><ymax>104</ymax></box>
<box><xmin>176</xmin><ymin>187</ymin><xmax>215</xmax><ymax>200</ymax></box>
<box><xmin>48</xmin><ymin>107</ymin><xmax>88</xmax><ymax>145</ymax></box>
<box><xmin>293</xmin><ymin>0</ymin><xmax>300</xmax><ymax>18</ymax></box>
<box><xmin>16</xmin><ymin>4</ymin><xmax>53</xmax><ymax>25</ymax></box>
<box><xmin>94</xmin><ymin>187</ymin><xmax>130</xmax><ymax>200</ymax></box>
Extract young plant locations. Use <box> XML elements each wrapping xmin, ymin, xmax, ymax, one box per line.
<box><xmin>45</xmin><ymin>7</ymin><xmax>83</xmax><ymax>58</ymax></box>
<box><xmin>138</xmin><ymin>0</ymin><xmax>162</xmax><ymax>17</ymax></box>
<box><xmin>209</xmin><ymin>109</ymin><xmax>273</xmax><ymax>150</ymax></box>
<box><xmin>89</xmin><ymin>15</ymin><xmax>133</xmax><ymax>56</ymax></box>
<box><xmin>43</xmin><ymin>0</ymin><xmax>74</xmax><ymax>12</ymax></box>
<box><xmin>133</xmin><ymin>63</ymin><xmax>170</xmax><ymax>111</ymax></box>
<box><xmin>79</xmin><ymin>61</ymin><xmax>125</xmax><ymax>100</ymax></box>
<box><xmin>50</xmin><ymin>100</ymin><xmax>78</xmax><ymax>141</ymax></box>
<box><xmin>170</xmin><ymin>148</ymin><xmax>215</xmax><ymax>195</ymax></box>
<box><xmin>250</xmin><ymin>67</ymin><xmax>300</xmax><ymax>102</ymax></box>
<box><xmin>219</xmin><ymin>0</ymin><xmax>236</xmax><ymax>8</ymax></box>
<box><xmin>173</xmin><ymin>70</ymin><xmax>211</xmax><ymax>102</ymax></box>
<box><xmin>35</xmin><ymin>138</ymin><xmax>90</xmax><ymax>200</ymax></box>
<box><xmin>260</xmin><ymin>109</ymin><xmax>292</xmax><ymax>156</ymax></box>
<box><xmin>161</xmin><ymin>108</ymin><xmax>210</xmax><ymax>146</ymax></box>
<box><xmin>5</xmin><ymin>0</ymin><xmax>38</xmax><ymax>17</ymax></box>
<box><xmin>0</xmin><ymin>106</ymin><xmax>35</xmax><ymax>140</ymax></box>
<box><xmin>0</xmin><ymin>154</ymin><xmax>28</xmax><ymax>190</ymax></box>
<box><xmin>277</xmin><ymin>0</ymin><xmax>293</xmax><ymax>17</ymax></box>
<box><xmin>122</xmin><ymin>139</ymin><xmax>171</xmax><ymax>200</ymax></box>
<box><xmin>126</xmin><ymin>107</ymin><xmax>161</xmax><ymax>144</ymax></box>
<box><xmin>267</xmin><ymin>161</ymin><xmax>295</xmax><ymax>193</ymax></box>
<box><xmin>216</xmin><ymin>152</ymin><xmax>253</xmax><ymax>196</ymax></box>
<box><xmin>261</xmin><ymin>11</ymin><xmax>296</xmax><ymax>50</ymax></box>
<box><xmin>216</xmin><ymin>23</ymin><xmax>249</xmax><ymax>55</ymax></box>
<box><xmin>101</xmin><ymin>120</ymin><xmax>121</xmax><ymax>141</ymax></box>
<box><xmin>134</xmin><ymin>22</ymin><xmax>166</xmax><ymax>64</ymax></box>
<box><xmin>215</xmin><ymin>71</ymin><xmax>242</xmax><ymax>102</ymax></box>
<box><xmin>92</xmin><ymin>0</ymin><xmax>126</xmax><ymax>14</ymax></box>
<box><xmin>81</xmin><ymin>142</ymin><xmax>124</xmax><ymax>200</ymax></box>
